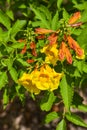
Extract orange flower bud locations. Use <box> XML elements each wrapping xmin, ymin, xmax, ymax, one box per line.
<box><xmin>67</xmin><ymin>35</ymin><xmax>85</xmax><ymax>59</ymax></box>
<box><xmin>59</xmin><ymin>42</ymin><xmax>66</xmax><ymax>60</ymax></box>
<box><xmin>35</xmin><ymin>28</ymin><xmax>54</xmax><ymax>34</ymax></box>
<box><xmin>59</xmin><ymin>42</ymin><xmax>72</xmax><ymax>64</ymax></box>
<box><xmin>65</xmin><ymin>47</ymin><xmax>72</xmax><ymax>64</ymax></box>
<box><xmin>30</xmin><ymin>41</ymin><xmax>36</xmax><ymax>49</ymax></box>
<box><xmin>68</xmin><ymin>12</ymin><xmax>81</xmax><ymax>24</ymax></box>
<box><xmin>27</xmin><ymin>59</ymin><xmax>35</xmax><ymax>63</ymax></box>
<box><xmin>21</xmin><ymin>45</ymin><xmax>27</xmax><ymax>54</ymax></box>
<box><xmin>48</xmin><ymin>33</ymin><xmax>58</xmax><ymax>45</ymax></box>
<box><xmin>18</xmin><ymin>39</ymin><xmax>26</xmax><ymax>43</ymax></box>
<box><xmin>32</xmin><ymin>49</ymin><xmax>37</xmax><ymax>57</ymax></box>
<box><xmin>36</xmin><ymin>34</ymin><xmax>46</xmax><ymax>39</ymax></box>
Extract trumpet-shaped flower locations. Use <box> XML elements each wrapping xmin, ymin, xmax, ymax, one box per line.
<box><xmin>18</xmin><ymin>73</ymin><xmax>40</xmax><ymax>95</ymax></box>
<box><xmin>41</xmin><ymin>43</ymin><xmax>58</xmax><ymax>65</ymax></box>
<box><xmin>32</xmin><ymin>65</ymin><xmax>63</xmax><ymax>91</ymax></box>
<box><xmin>18</xmin><ymin>65</ymin><xmax>63</xmax><ymax>94</ymax></box>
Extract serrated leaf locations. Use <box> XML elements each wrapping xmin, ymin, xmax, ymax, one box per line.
<box><xmin>0</xmin><ymin>10</ymin><xmax>11</xmax><ymax>29</ymax></box>
<box><xmin>60</xmin><ymin>75</ymin><xmax>74</xmax><ymax>111</ymax></box>
<box><xmin>38</xmin><ymin>5</ymin><xmax>51</xmax><ymax>22</ymax></box>
<box><xmin>30</xmin><ymin>5</ymin><xmax>50</xmax><ymax>29</ymax></box>
<box><xmin>56</xmin><ymin>119</ymin><xmax>66</xmax><ymax>130</ymax></box>
<box><xmin>63</xmin><ymin>8</ymin><xmax>69</xmax><ymax>21</ymax></box>
<box><xmin>66</xmin><ymin>113</ymin><xmax>87</xmax><ymax>128</ymax></box>
<box><xmin>57</xmin><ymin>0</ymin><xmax>63</xmax><ymax>10</ymax></box>
<box><xmin>6</xmin><ymin>10</ymin><xmax>14</xmax><ymax>20</ymax></box>
<box><xmin>11</xmin><ymin>20</ymin><xmax>26</xmax><ymax>38</ymax></box>
<box><xmin>40</xmin><ymin>91</ymin><xmax>56</xmax><ymax>111</ymax></box>
<box><xmin>51</xmin><ymin>11</ymin><xmax>59</xmax><ymax>30</ymax></box>
<box><xmin>8</xmin><ymin>67</ymin><xmax>18</xmax><ymax>82</ymax></box>
<box><xmin>45</xmin><ymin>111</ymin><xmax>59</xmax><ymax>123</ymax></box>
<box><xmin>0</xmin><ymin>72</ymin><xmax>8</xmax><ymax>90</ymax></box>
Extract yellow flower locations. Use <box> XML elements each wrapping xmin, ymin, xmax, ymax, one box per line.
<box><xmin>41</xmin><ymin>43</ymin><xmax>58</xmax><ymax>65</ymax></box>
<box><xmin>33</xmin><ymin>65</ymin><xmax>63</xmax><ymax>91</ymax></box>
<box><xmin>18</xmin><ymin>65</ymin><xmax>63</xmax><ymax>94</ymax></box>
<box><xmin>18</xmin><ymin>73</ymin><xmax>40</xmax><ymax>95</ymax></box>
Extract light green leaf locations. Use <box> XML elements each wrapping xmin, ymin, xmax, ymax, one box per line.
<box><xmin>11</xmin><ymin>20</ymin><xmax>26</xmax><ymax>38</ymax></box>
<box><xmin>60</xmin><ymin>75</ymin><xmax>74</xmax><ymax>111</ymax></box>
<box><xmin>8</xmin><ymin>67</ymin><xmax>18</xmax><ymax>82</ymax></box>
<box><xmin>56</xmin><ymin>119</ymin><xmax>66</xmax><ymax>130</ymax></box>
<box><xmin>66</xmin><ymin>113</ymin><xmax>87</xmax><ymax>128</ymax></box>
<box><xmin>45</xmin><ymin>111</ymin><xmax>59</xmax><ymax>123</ymax></box>
<box><xmin>6</xmin><ymin>10</ymin><xmax>14</xmax><ymax>20</ymax></box>
<box><xmin>3</xmin><ymin>89</ymin><xmax>9</xmax><ymax>109</ymax></box>
<box><xmin>0</xmin><ymin>72</ymin><xmax>8</xmax><ymax>90</ymax></box>
<box><xmin>57</xmin><ymin>0</ymin><xmax>63</xmax><ymax>10</ymax></box>
<box><xmin>30</xmin><ymin>5</ymin><xmax>50</xmax><ymax>29</ymax></box>
<box><xmin>40</xmin><ymin>91</ymin><xmax>56</xmax><ymax>111</ymax></box>
<box><xmin>78</xmin><ymin>104</ymin><xmax>87</xmax><ymax>112</ymax></box>
<box><xmin>17</xmin><ymin>58</ymin><xmax>30</xmax><ymax>67</ymax></box>
<box><xmin>51</xmin><ymin>11</ymin><xmax>59</xmax><ymax>30</ymax></box>
<box><xmin>0</xmin><ymin>10</ymin><xmax>11</xmax><ymax>29</ymax></box>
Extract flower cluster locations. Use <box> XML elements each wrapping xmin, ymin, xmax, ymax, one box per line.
<box><xmin>35</xmin><ymin>11</ymin><xmax>85</xmax><ymax>65</ymax></box>
<box><xmin>18</xmin><ymin>64</ymin><xmax>63</xmax><ymax>94</ymax></box>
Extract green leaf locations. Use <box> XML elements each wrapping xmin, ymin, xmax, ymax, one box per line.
<box><xmin>6</xmin><ymin>10</ymin><xmax>14</xmax><ymax>20</ymax></box>
<box><xmin>8</xmin><ymin>67</ymin><xmax>18</xmax><ymax>82</ymax></box>
<box><xmin>3</xmin><ymin>89</ymin><xmax>9</xmax><ymax>109</ymax></box>
<box><xmin>30</xmin><ymin>5</ymin><xmax>50</xmax><ymax>29</ymax></box>
<box><xmin>78</xmin><ymin>104</ymin><xmax>87</xmax><ymax>112</ymax></box>
<box><xmin>17</xmin><ymin>58</ymin><xmax>30</xmax><ymax>67</ymax></box>
<box><xmin>11</xmin><ymin>20</ymin><xmax>26</xmax><ymax>38</ymax></box>
<box><xmin>82</xmin><ymin>62</ymin><xmax>87</xmax><ymax>73</ymax></box>
<box><xmin>45</xmin><ymin>111</ymin><xmax>59</xmax><ymax>123</ymax></box>
<box><xmin>74</xmin><ymin>2</ymin><xmax>87</xmax><ymax>10</ymax></box>
<box><xmin>66</xmin><ymin>113</ymin><xmax>87</xmax><ymax>128</ymax></box>
<box><xmin>56</xmin><ymin>119</ymin><xmax>66</xmax><ymax>130</ymax></box>
<box><xmin>0</xmin><ymin>10</ymin><xmax>11</xmax><ymax>29</ymax></box>
<box><xmin>0</xmin><ymin>72</ymin><xmax>8</xmax><ymax>90</ymax></box>
<box><xmin>7</xmin><ymin>42</ymin><xmax>25</xmax><ymax>52</ymax></box>
<box><xmin>40</xmin><ymin>91</ymin><xmax>56</xmax><ymax>111</ymax></box>
<box><xmin>63</xmin><ymin>8</ymin><xmax>69</xmax><ymax>21</ymax></box>
<box><xmin>51</xmin><ymin>11</ymin><xmax>59</xmax><ymax>30</ymax></box>
<box><xmin>57</xmin><ymin>0</ymin><xmax>63</xmax><ymax>10</ymax></box>
<box><xmin>60</xmin><ymin>75</ymin><xmax>74</xmax><ymax>111</ymax></box>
